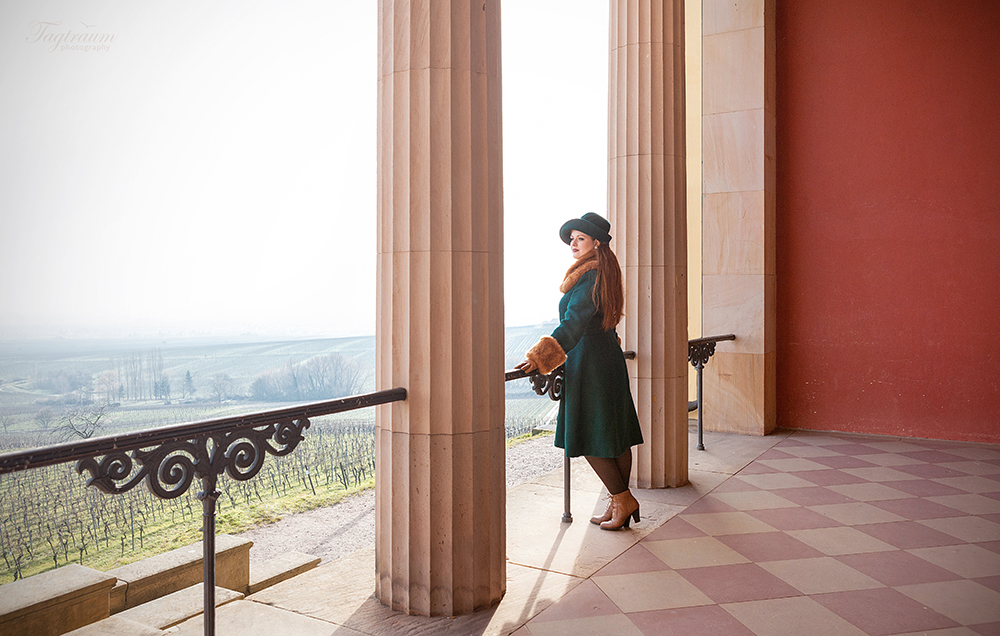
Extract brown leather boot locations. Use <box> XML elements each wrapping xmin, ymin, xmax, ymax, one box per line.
<box><xmin>590</xmin><ymin>495</ymin><xmax>613</xmax><ymax>525</ymax></box>
<box><xmin>600</xmin><ymin>490</ymin><xmax>640</xmax><ymax>530</ymax></box>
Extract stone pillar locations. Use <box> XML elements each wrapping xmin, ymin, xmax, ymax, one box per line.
<box><xmin>375</xmin><ymin>0</ymin><xmax>505</xmax><ymax>616</ymax></box>
<box><xmin>701</xmin><ymin>0</ymin><xmax>776</xmax><ymax>435</ymax></box>
<box><xmin>608</xmin><ymin>0</ymin><xmax>689</xmax><ymax>488</ymax></box>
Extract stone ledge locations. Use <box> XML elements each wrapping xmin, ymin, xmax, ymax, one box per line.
<box><xmin>248</xmin><ymin>551</ymin><xmax>321</xmax><ymax>595</ymax></box>
<box><xmin>0</xmin><ymin>563</ymin><xmax>117</xmax><ymax>636</ymax></box>
<box><xmin>107</xmin><ymin>533</ymin><xmax>252</xmax><ymax>612</ymax></box>
<box><xmin>117</xmin><ymin>582</ymin><xmax>243</xmax><ymax>629</ymax></box>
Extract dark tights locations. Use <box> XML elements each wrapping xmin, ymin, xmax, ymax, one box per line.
<box><xmin>586</xmin><ymin>449</ymin><xmax>633</xmax><ymax>495</ymax></box>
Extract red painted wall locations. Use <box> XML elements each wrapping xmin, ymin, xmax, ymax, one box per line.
<box><xmin>775</xmin><ymin>0</ymin><xmax>1000</xmax><ymax>442</ymax></box>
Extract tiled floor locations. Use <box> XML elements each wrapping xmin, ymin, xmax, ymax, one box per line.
<box><xmin>518</xmin><ymin>431</ymin><xmax>1000</xmax><ymax>636</ymax></box>
<box><xmin>185</xmin><ymin>428</ymin><xmax>1000</xmax><ymax>636</ymax></box>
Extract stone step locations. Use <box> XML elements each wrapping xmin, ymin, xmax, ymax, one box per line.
<box><xmin>115</xmin><ymin>582</ymin><xmax>243</xmax><ymax>630</ymax></box>
<box><xmin>0</xmin><ymin>563</ymin><xmax>117</xmax><ymax>636</ymax></box>
<box><xmin>248</xmin><ymin>551</ymin><xmax>321</xmax><ymax>595</ymax></box>
<box><xmin>106</xmin><ymin>533</ymin><xmax>251</xmax><ymax>612</ymax></box>
<box><xmin>63</xmin><ymin>615</ymin><xmax>165</xmax><ymax>635</ymax></box>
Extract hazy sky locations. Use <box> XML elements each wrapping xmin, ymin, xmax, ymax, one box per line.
<box><xmin>0</xmin><ymin>1</ymin><xmax>608</xmax><ymax>340</ymax></box>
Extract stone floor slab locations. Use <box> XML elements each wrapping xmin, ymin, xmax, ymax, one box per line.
<box><xmin>757</xmin><ymin>557</ymin><xmax>883</xmax><ymax>594</ymax></box>
<box><xmin>170</xmin><ymin>600</ymin><xmax>346</xmax><ymax>636</ymax></box>
<box><xmin>626</xmin><ymin>605</ymin><xmax>758</xmax><ymax>636</ymax></box>
<box><xmin>721</xmin><ymin>596</ymin><xmax>868</xmax><ymax>636</ymax></box>
<box><xmin>687</xmin><ymin>427</ymin><xmax>789</xmax><ymax>475</ymax></box>
<box><xmin>506</xmin><ymin>482</ymin><xmax>683</xmax><ymax>578</ymax></box>
<box><xmin>786</xmin><ymin>526</ymin><xmax>897</xmax><ymax>555</ymax></box>
<box><xmin>643</xmin><ymin>536</ymin><xmax>750</xmax><ymax>569</ymax></box>
<box><xmin>896</xmin><ymin>580</ymin><xmax>1000</xmax><ymax>626</ymax></box>
<box><xmin>918</xmin><ymin>516</ymin><xmax>1000</xmax><ymax>543</ymax></box>
<box><xmin>592</xmin><ymin>570</ymin><xmax>714</xmax><ymax>613</ymax></box>
<box><xmin>709</xmin><ymin>489</ymin><xmax>800</xmax><ymax>511</ymax></box>
<box><xmin>524</xmin><ymin>579</ymin><xmax>619</xmax><ymax>623</ymax></box>
<box><xmin>629</xmin><ymin>469</ymin><xmax>731</xmax><ymax>508</ymax></box>
<box><xmin>811</xmin><ymin>587</ymin><xmax>958</xmax><ymax>636</ymax></box>
<box><xmin>681</xmin><ymin>511</ymin><xmax>778</xmax><ymax>536</ymax></box>
<box><xmin>908</xmin><ymin>544</ymin><xmax>1000</xmax><ymax>579</ymax></box>
<box><xmin>249</xmin><ymin>544</ymin><xmax>584</xmax><ymax>636</ymax></box>
<box><xmin>525</xmin><ymin>612</ymin><xmax>642</xmax><ymax>636</ymax></box>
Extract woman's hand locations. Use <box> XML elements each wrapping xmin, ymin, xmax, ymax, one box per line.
<box><xmin>515</xmin><ymin>359</ymin><xmax>537</xmax><ymax>374</ymax></box>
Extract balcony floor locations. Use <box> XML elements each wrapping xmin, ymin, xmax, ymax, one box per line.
<box><xmin>172</xmin><ymin>426</ymin><xmax>1000</xmax><ymax>636</ymax></box>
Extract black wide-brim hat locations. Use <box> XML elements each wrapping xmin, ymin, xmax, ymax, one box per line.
<box><xmin>560</xmin><ymin>212</ymin><xmax>612</xmax><ymax>245</ymax></box>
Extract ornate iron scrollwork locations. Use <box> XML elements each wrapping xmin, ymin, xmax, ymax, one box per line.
<box><xmin>529</xmin><ymin>365</ymin><xmax>564</xmax><ymax>402</ymax></box>
<box><xmin>76</xmin><ymin>418</ymin><xmax>310</xmax><ymax>498</ymax></box>
<box><xmin>688</xmin><ymin>341</ymin><xmax>718</xmax><ymax>370</ymax></box>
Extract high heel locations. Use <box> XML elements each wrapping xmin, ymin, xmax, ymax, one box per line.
<box><xmin>590</xmin><ymin>495</ymin><xmax>613</xmax><ymax>525</ymax></box>
<box><xmin>600</xmin><ymin>490</ymin><xmax>640</xmax><ymax>530</ymax></box>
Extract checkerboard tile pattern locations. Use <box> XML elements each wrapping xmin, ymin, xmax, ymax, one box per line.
<box><xmin>523</xmin><ymin>432</ymin><xmax>1000</xmax><ymax>636</ymax></box>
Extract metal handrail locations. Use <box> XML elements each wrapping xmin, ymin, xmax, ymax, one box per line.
<box><xmin>0</xmin><ymin>387</ymin><xmax>406</xmax><ymax>636</ymax></box>
<box><xmin>0</xmin><ymin>388</ymin><xmax>407</xmax><ymax>475</ymax></box>
<box><xmin>689</xmin><ymin>333</ymin><xmax>736</xmax><ymax>349</ymax></box>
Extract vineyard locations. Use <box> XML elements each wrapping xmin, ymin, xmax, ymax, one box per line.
<box><xmin>0</xmin><ymin>401</ymin><xmax>554</xmax><ymax>583</ymax></box>
<box><xmin>0</xmin><ymin>329</ymin><xmax>559</xmax><ymax>584</ymax></box>
<box><xmin>0</xmin><ymin>412</ymin><xmax>380</xmax><ymax>582</ymax></box>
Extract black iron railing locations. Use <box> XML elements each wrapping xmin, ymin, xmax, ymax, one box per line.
<box><xmin>508</xmin><ymin>334</ymin><xmax>734</xmax><ymax>522</ymax></box>
<box><xmin>0</xmin><ymin>388</ymin><xmax>406</xmax><ymax>636</ymax></box>
<box><xmin>687</xmin><ymin>334</ymin><xmax>735</xmax><ymax>450</ymax></box>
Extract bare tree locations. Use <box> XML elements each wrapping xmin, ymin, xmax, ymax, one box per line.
<box><xmin>156</xmin><ymin>373</ymin><xmax>170</xmax><ymax>402</ymax></box>
<box><xmin>34</xmin><ymin>407</ymin><xmax>55</xmax><ymax>429</ymax></box>
<box><xmin>126</xmin><ymin>351</ymin><xmax>143</xmax><ymax>401</ymax></box>
<box><xmin>210</xmin><ymin>373</ymin><xmax>233</xmax><ymax>403</ymax></box>
<box><xmin>53</xmin><ymin>404</ymin><xmax>115</xmax><ymax>441</ymax></box>
<box><xmin>148</xmin><ymin>349</ymin><xmax>164</xmax><ymax>401</ymax></box>
<box><xmin>250</xmin><ymin>354</ymin><xmax>368</xmax><ymax>402</ymax></box>
<box><xmin>96</xmin><ymin>370</ymin><xmax>119</xmax><ymax>405</ymax></box>
<box><xmin>0</xmin><ymin>409</ymin><xmax>13</xmax><ymax>433</ymax></box>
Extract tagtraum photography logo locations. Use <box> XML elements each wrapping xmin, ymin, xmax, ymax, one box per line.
<box><xmin>25</xmin><ymin>20</ymin><xmax>115</xmax><ymax>53</ymax></box>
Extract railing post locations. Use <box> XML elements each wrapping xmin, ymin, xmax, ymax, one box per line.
<box><xmin>196</xmin><ymin>477</ymin><xmax>220</xmax><ymax>636</ymax></box>
<box><xmin>562</xmin><ymin>457</ymin><xmax>572</xmax><ymax>523</ymax></box>
<box><xmin>695</xmin><ymin>360</ymin><xmax>706</xmax><ymax>451</ymax></box>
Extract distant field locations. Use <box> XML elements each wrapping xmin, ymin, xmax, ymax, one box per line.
<box><xmin>0</xmin><ymin>328</ymin><xmax>560</xmax><ymax>583</ymax></box>
<box><xmin>0</xmin><ymin>328</ymin><xmax>557</xmax><ymax>438</ymax></box>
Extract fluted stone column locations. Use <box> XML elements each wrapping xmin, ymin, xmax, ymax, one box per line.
<box><xmin>608</xmin><ymin>0</ymin><xmax>689</xmax><ymax>488</ymax></box>
<box><xmin>375</xmin><ymin>0</ymin><xmax>505</xmax><ymax>616</ymax></box>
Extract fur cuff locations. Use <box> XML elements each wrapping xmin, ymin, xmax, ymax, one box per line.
<box><xmin>526</xmin><ymin>336</ymin><xmax>567</xmax><ymax>375</ymax></box>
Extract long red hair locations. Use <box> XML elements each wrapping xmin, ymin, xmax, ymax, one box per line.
<box><xmin>592</xmin><ymin>243</ymin><xmax>624</xmax><ymax>332</ymax></box>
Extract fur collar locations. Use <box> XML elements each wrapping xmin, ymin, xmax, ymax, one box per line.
<box><xmin>560</xmin><ymin>255</ymin><xmax>598</xmax><ymax>293</ymax></box>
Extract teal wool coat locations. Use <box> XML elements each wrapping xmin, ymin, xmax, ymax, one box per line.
<box><xmin>551</xmin><ymin>269</ymin><xmax>644</xmax><ymax>458</ymax></box>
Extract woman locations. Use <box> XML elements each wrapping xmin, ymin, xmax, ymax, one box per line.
<box><xmin>516</xmin><ymin>213</ymin><xmax>644</xmax><ymax>530</ymax></box>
